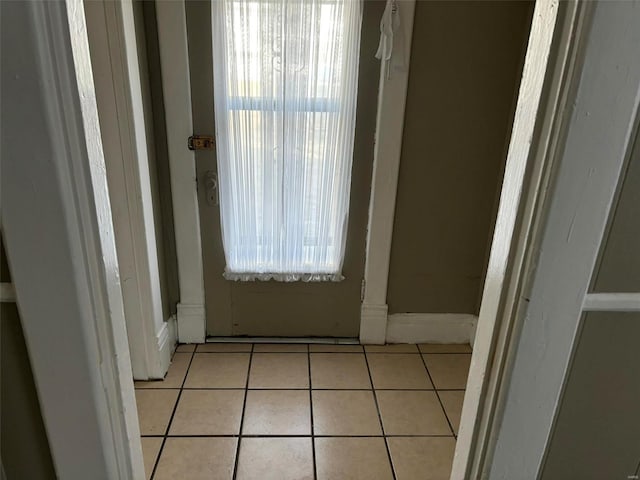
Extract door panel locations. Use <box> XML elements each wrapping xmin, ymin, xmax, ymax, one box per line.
<box><xmin>186</xmin><ymin>0</ymin><xmax>383</xmax><ymax>336</ymax></box>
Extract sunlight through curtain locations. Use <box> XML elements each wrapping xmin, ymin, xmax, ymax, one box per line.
<box><xmin>211</xmin><ymin>0</ymin><xmax>362</xmax><ymax>281</ymax></box>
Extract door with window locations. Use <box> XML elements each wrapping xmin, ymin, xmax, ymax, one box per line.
<box><xmin>185</xmin><ymin>0</ymin><xmax>383</xmax><ymax>336</ymax></box>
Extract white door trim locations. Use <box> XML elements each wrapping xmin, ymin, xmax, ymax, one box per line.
<box><xmin>385</xmin><ymin>313</ymin><xmax>477</xmax><ymax>345</ymax></box>
<box><xmin>481</xmin><ymin>2</ymin><xmax>640</xmax><ymax>477</ymax></box>
<box><xmin>582</xmin><ymin>293</ymin><xmax>640</xmax><ymax>312</ymax></box>
<box><xmin>84</xmin><ymin>0</ymin><xmax>175</xmax><ymax>379</ymax></box>
<box><xmin>1</xmin><ymin>0</ymin><xmax>143</xmax><ymax>476</ymax></box>
<box><xmin>451</xmin><ymin>0</ymin><xmax>567</xmax><ymax>477</ymax></box>
<box><xmin>360</xmin><ymin>0</ymin><xmax>416</xmax><ymax>344</ymax></box>
<box><xmin>155</xmin><ymin>0</ymin><xmax>206</xmax><ymax>343</ymax></box>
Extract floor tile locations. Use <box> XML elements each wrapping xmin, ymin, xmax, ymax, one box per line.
<box><xmin>364</xmin><ymin>344</ymin><xmax>419</xmax><ymax>353</ymax></box>
<box><xmin>315</xmin><ymin>437</ymin><xmax>394</xmax><ymax>480</ymax></box>
<box><xmin>376</xmin><ymin>390</ymin><xmax>451</xmax><ymax>435</ymax></box>
<box><xmin>135</xmin><ymin>389</ymin><xmax>179</xmax><ymax>435</ymax></box>
<box><xmin>310</xmin><ymin>353</ymin><xmax>371</xmax><ymax>389</ymax></box>
<box><xmin>439</xmin><ymin>390</ymin><xmax>465</xmax><ymax>435</ymax></box>
<box><xmin>253</xmin><ymin>343</ymin><xmax>308</xmax><ymax>352</ymax></box>
<box><xmin>242</xmin><ymin>390</ymin><xmax>311</xmax><ymax>435</ymax></box>
<box><xmin>141</xmin><ymin>437</ymin><xmax>162</xmax><ymax>480</ymax></box>
<box><xmin>387</xmin><ymin>437</ymin><xmax>455</xmax><ymax>480</ymax></box>
<box><xmin>184</xmin><ymin>353</ymin><xmax>250</xmax><ymax>388</ymax></box>
<box><xmin>236</xmin><ymin>437</ymin><xmax>314</xmax><ymax>480</ymax></box>
<box><xmin>423</xmin><ymin>353</ymin><xmax>471</xmax><ymax>389</ymax></box>
<box><xmin>135</xmin><ymin>352</ymin><xmax>190</xmax><ymax>389</ymax></box>
<box><xmin>154</xmin><ymin>437</ymin><xmax>237</xmax><ymax>480</ymax></box>
<box><xmin>175</xmin><ymin>344</ymin><xmax>196</xmax><ymax>353</ymax></box>
<box><xmin>309</xmin><ymin>344</ymin><xmax>363</xmax><ymax>353</ymax></box>
<box><xmin>248</xmin><ymin>353</ymin><xmax>309</xmax><ymax>388</ymax></box>
<box><xmin>312</xmin><ymin>390</ymin><xmax>382</xmax><ymax>436</ymax></box>
<box><xmin>169</xmin><ymin>389</ymin><xmax>244</xmax><ymax>435</ymax></box>
<box><xmin>418</xmin><ymin>343</ymin><xmax>472</xmax><ymax>353</ymax></box>
<box><xmin>197</xmin><ymin>343</ymin><xmax>252</xmax><ymax>352</ymax></box>
<box><xmin>366</xmin><ymin>354</ymin><xmax>433</xmax><ymax>389</ymax></box>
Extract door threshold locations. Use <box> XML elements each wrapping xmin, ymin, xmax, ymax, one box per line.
<box><xmin>206</xmin><ymin>336</ymin><xmax>360</xmax><ymax>345</ymax></box>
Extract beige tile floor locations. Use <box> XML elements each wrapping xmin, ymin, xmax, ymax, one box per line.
<box><xmin>135</xmin><ymin>342</ymin><xmax>471</xmax><ymax>480</ymax></box>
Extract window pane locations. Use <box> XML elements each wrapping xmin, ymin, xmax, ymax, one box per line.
<box><xmin>211</xmin><ymin>0</ymin><xmax>362</xmax><ymax>281</ymax></box>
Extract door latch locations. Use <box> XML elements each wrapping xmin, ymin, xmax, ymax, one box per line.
<box><xmin>204</xmin><ymin>171</ymin><xmax>218</xmax><ymax>206</ymax></box>
<box><xmin>188</xmin><ymin>135</ymin><xmax>215</xmax><ymax>150</ymax></box>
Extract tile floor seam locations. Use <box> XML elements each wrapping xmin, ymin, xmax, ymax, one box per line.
<box><xmin>232</xmin><ymin>342</ymin><xmax>254</xmax><ymax>480</ymax></box>
<box><xmin>149</xmin><ymin>347</ymin><xmax>197</xmax><ymax>480</ymax></box>
<box><xmin>143</xmin><ymin>434</ymin><xmax>457</xmax><ymax>438</ymax></box>
<box><xmin>307</xmin><ymin>343</ymin><xmax>318</xmax><ymax>480</ymax></box>
<box><xmin>418</xmin><ymin>351</ymin><xmax>458</xmax><ymax>438</ymax></box>
<box><xmin>363</xmin><ymin>351</ymin><xmax>398</xmax><ymax>480</ymax></box>
<box><xmin>163</xmin><ymin>387</ymin><xmax>458</xmax><ymax>391</ymax></box>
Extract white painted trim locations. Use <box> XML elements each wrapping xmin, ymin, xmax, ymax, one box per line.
<box><xmin>1</xmin><ymin>0</ymin><xmax>143</xmax><ymax>476</ymax></box>
<box><xmin>488</xmin><ymin>2</ymin><xmax>640</xmax><ymax>477</ymax></box>
<box><xmin>451</xmin><ymin>0</ymin><xmax>564</xmax><ymax>477</ymax></box>
<box><xmin>155</xmin><ymin>314</ymin><xmax>177</xmax><ymax>373</ymax></box>
<box><xmin>359</xmin><ymin>303</ymin><xmax>389</xmax><ymax>345</ymax></box>
<box><xmin>463</xmin><ymin>3</ymin><xmax>588</xmax><ymax>477</ymax></box>
<box><xmin>386</xmin><ymin>314</ymin><xmax>477</xmax><ymax>345</ymax></box>
<box><xmin>0</xmin><ymin>283</ymin><xmax>15</xmax><ymax>303</ymax></box>
<box><xmin>176</xmin><ymin>303</ymin><xmax>206</xmax><ymax>343</ymax></box>
<box><xmin>360</xmin><ymin>0</ymin><xmax>416</xmax><ymax>345</ymax></box>
<box><xmin>155</xmin><ymin>0</ymin><xmax>206</xmax><ymax>343</ymax></box>
<box><xmin>84</xmin><ymin>0</ymin><xmax>174</xmax><ymax>380</ymax></box>
<box><xmin>583</xmin><ymin>293</ymin><xmax>640</xmax><ymax>312</ymax></box>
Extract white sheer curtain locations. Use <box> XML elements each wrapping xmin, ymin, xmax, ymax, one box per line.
<box><xmin>211</xmin><ymin>0</ymin><xmax>362</xmax><ymax>281</ymax></box>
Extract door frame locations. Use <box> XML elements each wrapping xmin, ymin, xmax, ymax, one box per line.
<box><xmin>156</xmin><ymin>0</ymin><xmax>419</xmax><ymax>343</ymax></box>
<box><xmin>454</xmin><ymin>0</ymin><xmax>640</xmax><ymax>477</ymax></box>
<box><xmin>1</xmin><ymin>0</ymin><xmax>144</xmax><ymax>476</ymax></box>
<box><xmin>155</xmin><ymin>0</ymin><xmax>207</xmax><ymax>343</ymax></box>
<box><xmin>84</xmin><ymin>0</ymin><xmax>176</xmax><ymax>380</ymax></box>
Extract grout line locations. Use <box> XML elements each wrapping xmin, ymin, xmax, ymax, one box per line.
<box><xmin>141</xmin><ymin>434</ymin><xmax>455</xmax><ymax>438</ymax></box>
<box><xmin>232</xmin><ymin>343</ymin><xmax>254</xmax><ymax>480</ymax></box>
<box><xmin>418</xmin><ymin>352</ymin><xmax>457</xmax><ymax>438</ymax></box>
<box><xmin>135</xmin><ymin>386</ymin><xmax>466</xmax><ymax>392</ymax></box>
<box><xmin>149</xmin><ymin>346</ymin><xmax>197</xmax><ymax>479</ymax></box>
<box><xmin>307</xmin><ymin>343</ymin><xmax>318</xmax><ymax>480</ymax></box>
<box><xmin>363</xmin><ymin>352</ymin><xmax>398</xmax><ymax>480</ymax></box>
<box><xmin>175</xmin><ymin>350</ymin><xmax>470</xmax><ymax>355</ymax></box>
<box><xmin>143</xmin><ymin>343</ymin><xmax>465</xmax><ymax>479</ymax></box>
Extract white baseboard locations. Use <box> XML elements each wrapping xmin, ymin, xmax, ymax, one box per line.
<box><xmin>386</xmin><ymin>313</ymin><xmax>478</xmax><ymax>345</ymax></box>
<box><xmin>144</xmin><ymin>315</ymin><xmax>177</xmax><ymax>380</ymax></box>
<box><xmin>360</xmin><ymin>303</ymin><xmax>388</xmax><ymax>345</ymax></box>
<box><xmin>177</xmin><ymin>303</ymin><xmax>206</xmax><ymax>343</ymax></box>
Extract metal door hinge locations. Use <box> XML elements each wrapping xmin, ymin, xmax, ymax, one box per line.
<box><xmin>188</xmin><ymin>135</ymin><xmax>214</xmax><ymax>150</ymax></box>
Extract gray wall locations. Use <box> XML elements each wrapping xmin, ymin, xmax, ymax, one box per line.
<box><xmin>387</xmin><ymin>1</ymin><xmax>534</xmax><ymax>315</ymax></box>
<box><xmin>591</xmin><ymin>124</ymin><xmax>640</xmax><ymax>293</ymax></box>
<box><xmin>1</xmin><ymin>240</ymin><xmax>56</xmax><ymax>480</ymax></box>
<box><xmin>540</xmin><ymin>312</ymin><xmax>640</xmax><ymax>480</ymax></box>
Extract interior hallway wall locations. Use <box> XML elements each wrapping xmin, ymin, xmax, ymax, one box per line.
<box><xmin>387</xmin><ymin>1</ymin><xmax>534</xmax><ymax>315</ymax></box>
